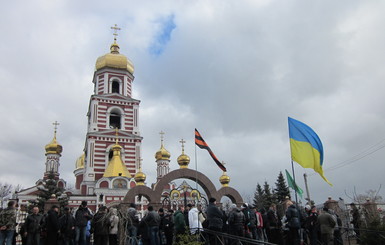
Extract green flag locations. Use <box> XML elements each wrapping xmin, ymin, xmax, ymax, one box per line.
<box><xmin>285</xmin><ymin>169</ymin><xmax>304</xmax><ymax>198</ymax></box>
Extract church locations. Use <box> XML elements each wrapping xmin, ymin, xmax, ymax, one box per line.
<box><xmin>15</xmin><ymin>27</ymin><xmax>225</xmax><ymax>211</ymax></box>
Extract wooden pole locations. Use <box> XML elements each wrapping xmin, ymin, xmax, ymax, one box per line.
<box><xmin>304</xmin><ymin>173</ymin><xmax>311</xmax><ymax>204</ymax></box>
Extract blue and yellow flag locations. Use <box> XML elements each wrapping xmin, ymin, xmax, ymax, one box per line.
<box><xmin>288</xmin><ymin>117</ymin><xmax>332</xmax><ymax>186</ymax></box>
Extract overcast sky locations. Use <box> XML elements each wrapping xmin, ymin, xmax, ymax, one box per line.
<box><xmin>1</xmin><ymin>0</ymin><xmax>385</xmax><ymax>205</ymax></box>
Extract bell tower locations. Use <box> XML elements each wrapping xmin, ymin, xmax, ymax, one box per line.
<box><xmin>76</xmin><ymin>25</ymin><xmax>142</xmax><ymax>195</ymax></box>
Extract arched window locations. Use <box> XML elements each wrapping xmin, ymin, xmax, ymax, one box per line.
<box><xmin>112</xmin><ymin>81</ymin><xmax>120</xmax><ymax>93</ymax></box>
<box><xmin>109</xmin><ymin>109</ymin><xmax>121</xmax><ymax>129</ymax></box>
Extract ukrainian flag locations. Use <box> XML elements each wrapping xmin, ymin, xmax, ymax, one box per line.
<box><xmin>288</xmin><ymin>117</ymin><xmax>332</xmax><ymax>186</ymax></box>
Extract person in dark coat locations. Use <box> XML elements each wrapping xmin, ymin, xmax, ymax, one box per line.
<box><xmin>350</xmin><ymin>203</ymin><xmax>361</xmax><ymax>243</ymax></box>
<box><xmin>228</xmin><ymin>204</ymin><xmax>245</xmax><ymax>237</ymax></box>
<box><xmin>266</xmin><ymin>204</ymin><xmax>282</xmax><ymax>244</ymax></box>
<box><xmin>305</xmin><ymin>206</ymin><xmax>319</xmax><ymax>245</ymax></box>
<box><xmin>45</xmin><ymin>205</ymin><xmax>60</xmax><ymax>244</ymax></box>
<box><xmin>163</xmin><ymin>210</ymin><xmax>174</xmax><ymax>245</ymax></box>
<box><xmin>24</xmin><ymin>206</ymin><xmax>44</xmax><ymax>245</ymax></box>
<box><xmin>206</xmin><ymin>198</ymin><xmax>223</xmax><ymax>245</ymax></box>
<box><xmin>126</xmin><ymin>203</ymin><xmax>139</xmax><ymax>245</ymax></box>
<box><xmin>143</xmin><ymin>206</ymin><xmax>161</xmax><ymax>245</ymax></box>
<box><xmin>173</xmin><ymin>208</ymin><xmax>186</xmax><ymax>243</ymax></box>
<box><xmin>286</xmin><ymin>202</ymin><xmax>301</xmax><ymax>245</ymax></box>
<box><xmin>75</xmin><ymin>201</ymin><xmax>92</xmax><ymax>245</ymax></box>
<box><xmin>59</xmin><ymin>207</ymin><xmax>76</xmax><ymax>245</ymax></box>
<box><xmin>91</xmin><ymin>206</ymin><xmax>110</xmax><ymax>245</ymax></box>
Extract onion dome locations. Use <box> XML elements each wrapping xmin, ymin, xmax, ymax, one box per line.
<box><xmin>95</xmin><ymin>36</ymin><xmax>134</xmax><ymax>74</ymax></box>
<box><xmin>45</xmin><ymin>122</ymin><xmax>63</xmax><ymax>155</ymax></box>
<box><xmin>75</xmin><ymin>153</ymin><xmax>85</xmax><ymax>169</ymax></box>
<box><xmin>103</xmin><ymin>143</ymin><xmax>131</xmax><ymax>178</ymax></box>
<box><xmin>134</xmin><ymin>160</ymin><xmax>146</xmax><ymax>185</ymax></box>
<box><xmin>155</xmin><ymin>131</ymin><xmax>171</xmax><ymax>161</ymax></box>
<box><xmin>177</xmin><ymin>139</ymin><xmax>190</xmax><ymax>168</ymax></box>
<box><xmin>219</xmin><ymin>171</ymin><xmax>230</xmax><ymax>187</ymax></box>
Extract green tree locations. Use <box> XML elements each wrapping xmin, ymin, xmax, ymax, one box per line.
<box><xmin>253</xmin><ymin>183</ymin><xmax>265</xmax><ymax>210</ymax></box>
<box><xmin>274</xmin><ymin>171</ymin><xmax>290</xmax><ymax>203</ymax></box>
<box><xmin>30</xmin><ymin>172</ymin><xmax>68</xmax><ymax>212</ymax></box>
<box><xmin>263</xmin><ymin>181</ymin><xmax>274</xmax><ymax>210</ymax></box>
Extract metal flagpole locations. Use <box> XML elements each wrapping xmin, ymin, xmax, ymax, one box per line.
<box><xmin>303</xmin><ymin>173</ymin><xmax>311</xmax><ymax>204</ymax></box>
<box><xmin>194</xmin><ymin>134</ymin><xmax>198</xmax><ymax>199</ymax></box>
<box><xmin>291</xmin><ymin>160</ymin><xmax>299</xmax><ymax>205</ymax></box>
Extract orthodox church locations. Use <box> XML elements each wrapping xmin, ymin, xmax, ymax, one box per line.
<box><xmin>16</xmin><ymin>28</ymin><xmax>227</xmax><ymax>211</ymax></box>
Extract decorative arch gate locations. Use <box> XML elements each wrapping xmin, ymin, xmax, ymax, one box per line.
<box><xmin>121</xmin><ymin>168</ymin><xmax>243</xmax><ymax>210</ymax></box>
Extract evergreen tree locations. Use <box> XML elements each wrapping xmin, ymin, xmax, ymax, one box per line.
<box><xmin>253</xmin><ymin>183</ymin><xmax>265</xmax><ymax>210</ymax></box>
<box><xmin>30</xmin><ymin>172</ymin><xmax>68</xmax><ymax>212</ymax></box>
<box><xmin>263</xmin><ymin>181</ymin><xmax>274</xmax><ymax>210</ymax></box>
<box><xmin>274</xmin><ymin>171</ymin><xmax>291</xmax><ymax>203</ymax></box>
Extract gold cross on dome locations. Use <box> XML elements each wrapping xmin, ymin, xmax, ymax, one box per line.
<box><xmin>52</xmin><ymin>121</ymin><xmax>60</xmax><ymax>134</ymax></box>
<box><xmin>179</xmin><ymin>138</ymin><xmax>186</xmax><ymax>152</ymax></box>
<box><xmin>159</xmin><ymin>131</ymin><xmax>165</xmax><ymax>143</ymax></box>
<box><xmin>111</xmin><ymin>24</ymin><xmax>121</xmax><ymax>40</ymax></box>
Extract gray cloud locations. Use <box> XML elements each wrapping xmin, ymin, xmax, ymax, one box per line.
<box><xmin>1</xmin><ymin>0</ymin><xmax>384</xmax><ymax>204</ymax></box>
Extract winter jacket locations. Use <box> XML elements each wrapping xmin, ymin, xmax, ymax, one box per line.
<box><xmin>75</xmin><ymin>206</ymin><xmax>93</xmax><ymax>227</ymax></box>
<box><xmin>267</xmin><ymin>209</ymin><xmax>279</xmax><ymax>228</ymax></box>
<box><xmin>0</xmin><ymin>207</ymin><xmax>16</xmax><ymax>230</ymax></box>
<box><xmin>317</xmin><ymin>212</ymin><xmax>336</xmax><ymax>235</ymax></box>
<box><xmin>46</xmin><ymin>209</ymin><xmax>60</xmax><ymax>233</ymax></box>
<box><xmin>59</xmin><ymin>213</ymin><xmax>76</xmax><ymax>238</ymax></box>
<box><xmin>228</xmin><ymin>208</ymin><xmax>245</xmax><ymax>228</ymax></box>
<box><xmin>144</xmin><ymin>210</ymin><xmax>160</xmax><ymax>227</ymax></box>
<box><xmin>91</xmin><ymin>211</ymin><xmax>111</xmax><ymax>235</ymax></box>
<box><xmin>127</xmin><ymin>207</ymin><xmax>139</xmax><ymax>227</ymax></box>
<box><xmin>188</xmin><ymin>207</ymin><xmax>202</xmax><ymax>233</ymax></box>
<box><xmin>286</xmin><ymin>204</ymin><xmax>300</xmax><ymax>229</ymax></box>
<box><xmin>206</xmin><ymin>203</ymin><xmax>223</xmax><ymax>229</ymax></box>
<box><xmin>24</xmin><ymin>213</ymin><xmax>44</xmax><ymax>234</ymax></box>
<box><xmin>173</xmin><ymin>210</ymin><xmax>186</xmax><ymax>233</ymax></box>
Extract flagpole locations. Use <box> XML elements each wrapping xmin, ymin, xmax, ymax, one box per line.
<box><xmin>303</xmin><ymin>173</ymin><xmax>311</xmax><ymax>204</ymax></box>
<box><xmin>291</xmin><ymin>160</ymin><xmax>299</xmax><ymax>206</ymax></box>
<box><xmin>194</xmin><ymin>136</ymin><xmax>198</xmax><ymax>198</ymax></box>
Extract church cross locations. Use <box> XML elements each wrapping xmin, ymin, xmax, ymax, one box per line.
<box><xmin>111</xmin><ymin>24</ymin><xmax>121</xmax><ymax>41</ymax></box>
<box><xmin>159</xmin><ymin>131</ymin><xmax>165</xmax><ymax>143</ymax></box>
<box><xmin>179</xmin><ymin>138</ymin><xmax>186</xmax><ymax>152</ymax></box>
<box><xmin>52</xmin><ymin>121</ymin><xmax>60</xmax><ymax>135</ymax></box>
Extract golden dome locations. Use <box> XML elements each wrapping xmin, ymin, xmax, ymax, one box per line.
<box><xmin>155</xmin><ymin>145</ymin><xmax>171</xmax><ymax>161</ymax></box>
<box><xmin>177</xmin><ymin>153</ymin><xmax>190</xmax><ymax>168</ymax></box>
<box><xmin>219</xmin><ymin>171</ymin><xmax>230</xmax><ymax>187</ymax></box>
<box><xmin>134</xmin><ymin>167</ymin><xmax>146</xmax><ymax>185</ymax></box>
<box><xmin>75</xmin><ymin>153</ymin><xmax>85</xmax><ymax>169</ymax></box>
<box><xmin>103</xmin><ymin>144</ymin><xmax>131</xmax><ymax>178</ymax></box>
<box><xmin>45</xmin><ymin>135</ymin><xmax>63</xmax><ymax>155</ymax></box>
<box><xmin>95</xmin><ymin>41</ymin><xmax>134</xmax><ymax>74</ymax></box>
<box><xmin>177</xmin><ymin>138</ymin><xmax>189</xmax><ymax>168</ymax></box>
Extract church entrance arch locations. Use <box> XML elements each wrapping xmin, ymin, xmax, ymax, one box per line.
<box><xmin>122</xmin><ymin>168</ymin><xmax>243</xmax><ymax>209</ymax></box>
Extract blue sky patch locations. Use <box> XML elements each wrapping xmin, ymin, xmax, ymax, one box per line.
<box><xmin>149</xmin><ymin>14</ymin><xmax>176</xmax><ymax>56</ymax></box>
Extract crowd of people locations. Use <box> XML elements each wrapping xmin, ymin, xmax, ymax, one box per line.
<box><xmin>0</xmin><ymin>197</ymin><xmax>362</xmax><ymax>245</ymax></box>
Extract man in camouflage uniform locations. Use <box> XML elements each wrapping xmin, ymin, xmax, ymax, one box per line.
<box><xmin>0</xmin><ymin>200</ymin><xmax>17</xmax><ymax>245</ymax></box>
